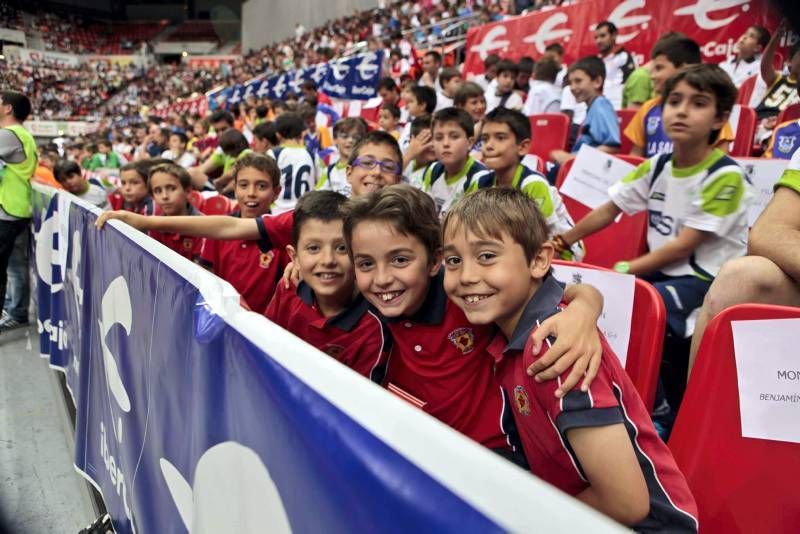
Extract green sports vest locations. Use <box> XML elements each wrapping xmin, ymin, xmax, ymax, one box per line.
<box><xmin>0</xmin><ymin>124</ymin><xmax>38</xmax><ymax>218</ymax></box>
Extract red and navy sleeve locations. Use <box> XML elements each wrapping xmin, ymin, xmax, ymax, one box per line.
<box><xmin>258</xmin><ymin>210</ymin><xmax>294</xmax><ymax>251</ymax></box>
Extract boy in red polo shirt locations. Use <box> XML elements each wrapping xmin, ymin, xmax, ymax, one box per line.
<box><xmin>147</xmin><ymin>163</ymin><xmax>204</xmax><ymax>260</ymax></box>
<box><xmin>266</xmin><ymin>191</ymin><xmax>388</xmax><ymax>382</ymax></box>
<box><xmin>342</xmin><ymin>185</ymin><xmax>605</xmax><ymax>461</ymax></box>
<box><xmin>197</xmin><ymin>154</ymin><xmax>286</xmax><ymax>314</ymax></box>
<box><xmin>441</xmin><ymin>188</ymin><xmax>698</xmax><ymax>531</ymax></box>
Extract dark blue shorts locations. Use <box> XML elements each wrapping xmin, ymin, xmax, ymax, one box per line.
<box><xmin>643</xmin><ymin>273</ymin><xmax>712</xmax><ymax>338</ymax></box>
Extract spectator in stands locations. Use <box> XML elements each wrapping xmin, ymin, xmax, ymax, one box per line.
<box><xmin>379</xmin><ymin>104</ymin><xmax>402</xmax><ymax>140</ymax></box>
<box><xmin>301</xmin><ymin>79</ymin><xmax>332</xmax><ymax>106</ymax></box>
<box><xmin>441</xmin><ymin>188</ymin><xmax>698</xmax><ymax>530</ymax></box>
<box><xmin>190</xmin><ymin>129</ymin><xmax>252</xmax><ymax>191</ymax></box>
<box><xmin>753</xmin><ymin>22</ymin><xmax>800</xmax><ymax>143</ymax></box>
<box><xmin>198</xmin><ymin>154</ymin><xmax>286</xmax><ymax>314</ymax></box>
<box><xmin>689</xmin><ymin>148</ymin><xmax>800</xmax><ymax>377</ymax></box>
<box><xmin>147</xmin><ymin>163</ymin><xmax>204</xmax><ymax>260</ymax></box>
<box><xmin>377</xmin><ymin>77</ymin><xmax>403</xmax><ymax>112</ymax></box>
<box><xmin>515</xmin><ymin>56</ymin><xmax>535</xmax><ymax>95</ymax></box>
<box><xmin>161</xmin><ymin>131</ymin><xmax>197</xmax><ymax>169</ymax></box>
<box><xmin>318</xmin><ymin>117</ymin><xmax>367</xmax><ymax>195</ymax></box>
<box><xmin>265</xmin><ymin>191</ymin><xmax>389</xmax><ymax>381</ymax></box>
<box><xmin>269</xmin><ymin>112</ymin><xmax>317</xmax><ymax>212</ymax></box>
<box><xmin>484</xmin><ymin>60</ymin><xmax>524</xmax><ymax>113</ymax></box>
<box><xmin>54</xmin><ymin>160</ymin><xmax>109</xmax><ymax>208</ymax></box>
<box><xmin>550</xmin><ymin>56</ymin><xmax>620</xmax><ymax>166</ymax></box>
<box><xmin>763</xmin><ymin>115</ymin><xmax>800</xmax><ymax>159</ymax></box>
<box><xmin>720</xmin><ymin>26</ymin><xmax>771</xmax><ymax>87</ymax></box>
<box><xmin>435</xmin><ymin>68</ymin><xmax>464</xmax><ymax>111</ymax></box>
<box><xmin>468</xmin><ymin>107</ymin><xmax>583</xmax><ymax>261</ymax></box>
<box><xmin>419</xmin><ymin>50</ymin><xmax>443</xmax><ymax>90</ymax></box>
<box><xmin>472</xmin><ymin>54</ymin><xmax>501</xmax><ymax>91</ymax></box>
<box><xmin>0</xmin><ymin>91</ymin><xmax>37</xmax><ymax>332</ymax></box>
<box><xmin>86</xmin><ymin>139</ymin><xmax>123</xmax><ymax>170</ymax></box>
<box><xmin>252</xmin><ymin>122</ymin><xmax>278</xmax><ymax>155</ymax></box>
<box><xmin>403</xmin><ymin>115</ymin><xmax>435</xmax><ymax>189</ymax></box>
<box><xmin>553</xmin><ymin>65</ymin><xmax>748</xmax><ymax>438</ymax></box>
<box><xmin>400</xmin><ymin>85</ymin><xmax>437</xmax><ymax>154</ymax></box>
<box><xmin>594</xmin><ymin>21</ymin><xmax>637</xmax><ymax>110</ymax></box>
<box><xmin>625</xmin><ymin>36</ymin><xmax>733</xmax><ymax>158</ymax></box>
<box><xmin>523</xmin><ymin>57</ymin><xmax>562</xmax><ymax>115</ymax></box>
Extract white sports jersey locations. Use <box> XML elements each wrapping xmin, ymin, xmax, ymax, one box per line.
<box><xmin>484</xmin><ymin>89</ymin><xmax>524</xmax><ymax>113</ymax></box>
<box><xmin>523</xmin><ymin>80</ymin><xmax>562</xmax><ymax>115</ymax></box>
<box><xmin>316</xmin><ymin>160</ymin><xmax>351</xmax><ymax>196</ymax></box>
<box><xmin>608</xmin><ymin>150</ymin><xmax>750</xmax><ymax>278</ymax></box>
<box><xmin>403</xmin><ymin>160</ymin><xmax>427</xmax><ymax>190</ymax></box>
<box><xmin>268</xmin><ymin>144</ymin><xmax>317</xmax><ymax>213</ymax></box>
<box><xmin>601</xmin><ymin>48</ymin><xmax>636</xmax><ymax>110</ymax></box>
<box><xmin>422</xmin><ymin>157</ymin><xmax>492</xmax><ymax>218</ymax></box>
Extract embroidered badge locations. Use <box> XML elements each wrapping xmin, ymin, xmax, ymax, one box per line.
<box><xmin>514</xmin><ymin>385</ymin><xmax>531</xmax><ymax>416</ymax></box>
<box><xmin>448</xmin><ymin>327</ymin><xmax>474</xmax><ymax>354</ymax></box>
<box><xmin>324</xmin><ymin>344</ymin><xmax>345</xmax><ymax>359</ymax></box>
<box><xmin>646</xmin><ymin>116</ymin><xmax>661</xmax><ymax>136</ymax></box>
<box><xmin>259</xmin><ymin>250</ymin><xmax>274</xmax><ymax>269</ymax></box>
<box><xmin>182</xmin><ymin>238</ymin><xmax>194</xmax><ymax>250</ymax></box>
<box><xmin>777</xmin><ymin>135</ymin><xmax>796</xmax><ymax>154</ymax></box>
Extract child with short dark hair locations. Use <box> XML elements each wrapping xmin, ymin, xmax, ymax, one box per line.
<box><xmin>147</xmin><ymin>162</ymin><xmax>204</xmax><ymax>260</ymax></box>
<box><xmin>470</xmin><ymin>107</ymin><xmax>583</xmax><ymax>260</ymax></box>
<box><xmin>403</xmin><ymin>115</ymin><xmax>436</xmax><ymax>189</ymax></box>
<box><xmin>454</xmin><ymin>82</ymin><xmax>488</xmax><ymax>158</ymax></box>
<box><xmin>550</xmin><ymin>56</ymin><xmax>620</xmax><ymax>165</ymax></box>
<box><xmin>484</xmin><ymin>60</ymin><xmax>523</xmax><ymax>112</ymax></box>
<box><xmin>378</xmin><ymin>104</ymin><xmax>402</xmax><ymax>139</ymax></box>
<box><xmin>523</xmin><ymin>58</ymin><xmax>562</xmax><ymax>115</ymax></box>
<box><xmin>266</xmin><ymin>190</ymin><xmax>389</xmax><ymax>382</ymax></box>
<box><xmin>436</xmin><ymin>67</ymin><xmax>464</xmax><ymax>110</ymax></box>
<box><xmin>162</xmin><ymin>131</ymin><xmax>196</xmax><ymax>168</ymax></box>
<box><xmin>252</xmin><ymin>121</ymin><xmax>277</xmax><ymax>154</ymax></box>
<box><xmin>269</xmin><ymin>111</ymin><xmax>318</xmax><ymax>212</ymax></box>
<box><xmin>317</xmin><ymin>117</ymin><xmax>367</xmax><ymax>196</ymax></box>
<box><xmin>342</xmin><ymin>184</ymin><xmax>605</xmax><ymax>457</ymax></box>
<box><xmin>554</xmin><ymin>64</ymin><xmax>748</xmax><ymax>436</ymax></box>
<box><xmin>399</xmin><ymin>85</ymin><xmax>437</xmax><ymax>153</ymax></box>
<box><xmin>54</xmin><ymin>160</ymin><xmax>109</xmax><ymax>208</ymax></box>
<box><xmin>197</xmin><ymin>153</ymin><xmax>286</xmax><ymax>313</ymax></box>
<box><xmin>423</xmin><ymin>107</ymin><xmax>491</xmax><ymax>217</ymax></box>
<box><xmin>86</xmin><ymin>139</ymin><xmax>122</xmax><ymax>171</ymax></box>
<box><xmin>441</xmin><ymin>188</ymin><xmax>698</xmax><ymax>531</ymax></box>
<box><xmin>625</xmin><ymin>36</ymin><xmax>734</xmax><ymax>158</ymax></box>
<box><xmin>116</xmin><ymin>160</ymin><xmax>156</xmax><ymax>214</ymax></box>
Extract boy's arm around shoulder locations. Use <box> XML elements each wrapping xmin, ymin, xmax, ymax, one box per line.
<box><xmin>95</xmin><ymin>211</ymin><xmax>261</xmax><ymax>241</ymax></box>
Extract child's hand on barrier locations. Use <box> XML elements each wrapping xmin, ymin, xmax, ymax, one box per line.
<box><xmin>527</xmin><ymin>299</ymin><xmax>603</xmax><ymax>397</ymax></box>
<box><xmin>95</xmin><ymin>210</ymin><xmax>144</xmax><ymax>230</ymax></box>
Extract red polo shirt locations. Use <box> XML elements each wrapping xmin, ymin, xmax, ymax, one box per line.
<box><xmin>149</xmin><ymin>204</ymin><xmax>204</xmax><ymax>261</ymax></box>
<box><xmin>197</xmin><ymin>214</ymin><xmax>286</xmax><ymax>314</ymax></box>
<box><xmin>266</xmin><ymin>281</ymin><xmax>389</xmax><ymax>383</ymax></box>
<box><xmin>259</xmin><ymin>209</ymin><xmax>294</xmax><ymax>251</ymax></box>
<box><xmin>487</xmin><ymin>275</ymin><xmax>699</xmax><ymax>532</ymax></box>
<box><xmin>382</xmin><ymin>272</ymin><xmax>513</xmax><ymax>451</ymax></box>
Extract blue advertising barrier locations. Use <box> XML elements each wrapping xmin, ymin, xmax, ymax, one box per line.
<box><xmin>31</xmin><ymin>184</ymin><xmax>621</xmax><ymax>533</ymax></box>
<box><xmin>208</xmin><ymin>51</ymin><xmax>384</xmax><ymax>110</ymax></box>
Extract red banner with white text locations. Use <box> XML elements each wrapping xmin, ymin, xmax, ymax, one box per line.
<box><xmin>463</xmin><ymin>0</ymin><xmax>787</xmax><ymax>75</ymax></box>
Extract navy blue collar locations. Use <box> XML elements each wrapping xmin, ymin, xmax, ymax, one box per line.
<box><xmin>296</xmin><ymin>281</ymin><xmax>367</xmax><ymax>331</ymax></box>
<box><xmin>505</xmin><ymin>275</ymin><xmax>565</xmax><ymax>351</ymax></box>
<box><xmin>375</xmin><ymin>270</ymin><xmax>447</xmax><ymax>325</ymax></box>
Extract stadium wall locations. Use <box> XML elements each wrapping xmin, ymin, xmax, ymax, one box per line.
<box><xmin>241</xmin><ymin>0</ymin><xmax>380</xmax><ymax>53</ymax></box>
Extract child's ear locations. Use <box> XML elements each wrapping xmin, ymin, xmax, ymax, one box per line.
<box><xmin>517</xmin><ymin>138</ymin><xmax>531</xmax><ymax>158</ymax></box>
<box><xmin>429</xmin><ymin>248</ymin><xmax>444</xmax><ymax>276</ymax></box>
<box><xmin>272</xmin><ymin>183</ymin><xmax>282</xmax><ymax>200</ymax></box>
<box><xmin>286</xmin><ymin>244</ymin><xmax>297</xmax><ymax>262</ymax></box>
<box><xmin>530</xmin><ymin>243</ymin><xmax>554</xmax><ymax>279</ymax></box>
<box><xmin>712</xmin><ymin>110</ymin><xmax>730</xmax><ymax>133</ymax></box>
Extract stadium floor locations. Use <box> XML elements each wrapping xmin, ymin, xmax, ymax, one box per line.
<box><xmin>0</xmin><ymin>326</ymin><xmax>98</xmax><ymax>533</ymax></box>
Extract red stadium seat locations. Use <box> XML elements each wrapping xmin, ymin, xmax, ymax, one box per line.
<box><xmin>776</xmin><ymin>102</ymin><xmax>800</xmax><ymax>125</ymax></box>
<box><xmin>200</xmin><ymin>194</ymin><xmax>236</xmax><ymax>215</ymax></box>
<box><xmin>553</xmin><ymin>260</ymin><xmax>665</xmax><ymax>409</ymax></box>
<box><xmin>108</xmin><ymin>192</ymin><xmax>124</xmax><ymax>211</ymax></box>
<box><xmin>187</xmin><ymin>190</ymin><xmax>205</xmax><ymax>211</ymax></box>
<box><xmin>669</xmin><ymin>304</ymin><xmax>800</xmax><ymax>533</ymax></box>
<box><xmin>555</xmin><ymin>155</ymin><xmax>648</xmax><ymax>269</ymax></box>
<box><xmin>729</xmin><ymin>106</ymin><xmax>757</xmax><ymax>157</ymax></box>
<box><xmin>736</xmin><ymin>75</ymin><xmax>757</xmax><ymax>106</ymax></box>
<box><xmin>528</xmin><ymin>113</ymin><xmax>570</xmax><ymax>161</ymax></box>
<box><xmin>616</xmin><ymin>109</ymin><xmax>637</xmax><ymax>154</ymax></box>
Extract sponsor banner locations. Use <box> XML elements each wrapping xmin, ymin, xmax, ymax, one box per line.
<box><xmin>185</xmin><ymin>55</ymin><xmax>241</xmax><ymax>70</ymax></box>
<box><xmin>8</xmin><ymin>46</ymin><xmax>82</xmax><ymax>67</ymax></box>
<box><xmin>151</xmin><ymin>94</ymin><xmax>209</xmax><ymax>119</ymax></box>
<box><xmin>31</xmin><ymin>184</ymin><xmax>621</xmax><ymax>534</ymax></box>
<box><xmin>0</xmin><ymin>27</ymin><xmax>27</xmax><ymax>46</ymax></box>
<box><xmin>84</xmin><ymin>54</ymin><xmax>145</xmax><ymax>68</ymax></box>
<box><xmin>24</xmin><ymin>120</ymin><xmax>99</xmax><ymax>137</ymax></box>
<box><xmin>463</xmin><ymin>0</ymin><xmax>784</xmax><ymax>75</ymax></box>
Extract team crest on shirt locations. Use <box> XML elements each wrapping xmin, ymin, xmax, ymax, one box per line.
<box><xmin>182</xmin><ymin>238</ymin><xmax>194</xmax><ymax>250</ymax></box>
<box><xmin>324</xmin><ymin>344</ymin><xmax>345</xmax><ymax>359</ymax></box>
<box><xmin>448</xmin><ymin>327</ymin><xmax>475</xmax><ymax>354</ymax></box>
<box><xmin>514</xmin><ymin>385</ymin><xmax>531</xmax><ymax>416</ymax></box>
<box><xmin>646</xmin><ymin>116</ymin><xmax>661</xmax><ymax>136</ymax></box>
<box><xmin>777</xmin><ymin>135</ymin><xmax>796</xmax><ymax>154</ymax></box>
<box><xmin>259</xmin><ymin>250</ymin><xmax>275</xmax><ymax>269</ymax></box>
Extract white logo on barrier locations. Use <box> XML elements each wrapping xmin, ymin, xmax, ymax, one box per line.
<box><xmin>673</xmin><ymin>0</ymin><xmax>750</xmax><ymax>31</ymax></box>
<box><xmin>34</xmin><ymin>212</ymin><xmax>61</xmax><ymax>292</ymax></box>
<box><xmin>99</xmin><ymin>276</ymin><xmax>133</xmax><ymax>444</ymax></box>
<box><xmin>309</xmin><ymin>64</ymin><xmax>327</xmax><ymax>84</ymax></box>
<box><xmin>523</xmin><ymin>12</ymin><xmax>573</xmax><ymax>54</ymax></box>
<box><xmin>470</xmin><ymin>25</ymin><xmax>510</xmax><ymax>60</ymax></box>
<box><xmin>595</xmin><ymin>0</ymin><xmax>652</xmax><ymax>45</ymax></box>
<box><xmin>228</xmin><ymin>86</ymin><xmax>242</xmax><ymax>105</ymax></box>
<box><xmin>160</xmin><ymin>442</ymin><xmax>291</xmax><ymax>533</ymax></box>
<box><xmin>242</xmin><ymin>83</ymin><xmax>255</xmax><ymax>101</ymax></box>
<box><xmin>356</xmin><ymin>53</ymin><xmax>380</xmax><ymax>81</ymax></box>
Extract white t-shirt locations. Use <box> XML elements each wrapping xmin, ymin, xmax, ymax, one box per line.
<box><xmin>484</xmin><ymin>89</ymin><xmax>524</xmax><ymax>113</ymax></box>
<box><xmin>317</xmin><ymin>160</ymin><xmax>351</xmax><ymax>197</ymax></box>
<box><xmin>161</xmin><ymin>150</ymin><xmax>197</xmax><ymax>169</ymax></box>
<box><xmin>523</xmin><ymin>80</ymin><xmax>562</xmax><ymax>115</ymax></box>
<box><xmin>719</xmin><ymin>55</ymin><xmax>762</xmax><ymax>87</ymax></box>
<box><xmin>268</xmin><ymin>145</ymin><xmax>317</xmax><ymax>213</ymax></box>
<box><xmin>78</xmin><ymin>177</ymin><xmax>110</xmax><ymax>209</ymax></box>
<box><xmin>602</xmin><ymin>49</ymin><xmax>635</xmax><ymax>110</ymax></box>
<box><xmin>422</xmin><ymin>157</ymin><xmax>492</xmax><ymax>218</ymax></box>
<box><xmin>435</xmin><ymin>92</ymin><xmax>454</xmax><ymax>111</ymax></box>
<box><xmin>608</xmin><ymin>150</ymin><xmax>750</xmax><ymax>278</ymax></box>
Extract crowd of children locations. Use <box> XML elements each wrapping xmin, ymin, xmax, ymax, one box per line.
<box><xmin>12</xmin><ymin>12</ymin><xmax>799</xmax><ymax>531</ymax></box>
